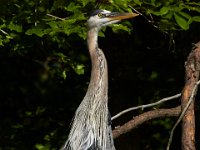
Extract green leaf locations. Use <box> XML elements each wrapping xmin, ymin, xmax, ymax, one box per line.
<box><xmin>149</xmin><ymin>6</ymin><xmax>173</xmax><ymax>16</ymax></box>
<box><xmin>0</xmin><ymin>35</ymin><xmax>3</xmax><ymax>46</ymax></box>
<box><xmin>174</xmin><ymin>13</ymin><xmax>189</xmax><ymax>30</ymax></box>
<box><xmin>178</xmin><ymin>11</ymin><xmax>192</xmax><ymax>24</ymax></box>
<box><xmin>184</xmin><ymin>5</ymin><xmax>200</xmax><ymax>13</ymax></box>
<box><xmin>192</xmin><ymin>16</ymin><xmax>200</xmax><ymax>22</ymax></box>
<box><xmin>47</xmin><ymin>21</ymin><xmax>59</xmax><ymax>29</ymax></box>
<box><xmin>149</xmin><ymin>71</ymin><xmax>158</xmax><ymax>80</ymax></box>
<box><xmin>65</xmin><ymin>2</ymin><xmax>81</xmax><ymax>12</ymax></box>
<box><xmin>8</xmin><ymin>22</ymin><xmax>22</xmax><ymax>32</ymax></box>
<box><xmin>73</xmin><ymin>64</ymin><xmax>85</xmax><ymax>75</ymax></box>
<box><xmin>178</xmin><ymin>11</ymin><xmax>191</xmax><ymax>19</ymax></box>
<box><xmin>133</xmin><ymin>0</ymin><xmax>142</xmax><ymax>6</ymax></box>
<box><xmin>113</xmin><ymin>0</ymin><xmax>129</xmax><ymax>8</ymax></box>
<box><xmin>112</xmin><ymin>24</ymin><xmax>132</xmax><ymax>34</ymax></box>
<box><xmin>35</xmin><ymin>144</ymin><xmax>50</xmax><ymax>150</ymax></box>
<box><xmin>160</xmin><ymin>6</ymin><xmax>169</xmax><ymax>15</ymax></box>
<box><xmin>62</xmin><ymin>70</ymin><xmax>67</xmax><ymax>79</ymax></box>
<box><xmin>147</xmin><ymin>7</ymin><xmax>169</xmax><ymax>16</ymax></box>
<box><xmin>98</xmin><ymin>31</ymin><xmax>105</xmax><ymax>37</ymax></box>
<box><xmin>77</xmin><ymin>0</ymin><xmax>89</xmax><ymax>7</ymax></box>
<box><xmin>25</xmin><ymin>28</ymin><xmax>47</xmax><ymax>37</ymax></box>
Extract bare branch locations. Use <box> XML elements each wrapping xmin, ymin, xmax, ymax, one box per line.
<box><xmin>46</xmin><ymin>14</ymin><xmax>66</xmax><ymax>21</ymax></box>
<box><xmin>166</xmin><ymin>81</ymin><xmax>200</xmax><ymax>150</ymax></box>
<box><xmin>129</xmin><ymin>5</ymin><xmax>160</xmax><ymax>30</ymax></box>
<box><xmin>112</xmin><ymin>93</ymin><xmax>181</xmax><ymax>121</ymax></box>
<box><xmin>128</xmin><ymin>5</ymin><xmax>143</xmax><ymax>16</ymax></box>
<box><xmin>112</xmin><ymin>106</ymin><xmax>181</xmax><ymax>139</ymax></box>
<box><xmin>0</xmin><ymin>29</ymin><xmax>8</xmax><ymax>35</ymax></box>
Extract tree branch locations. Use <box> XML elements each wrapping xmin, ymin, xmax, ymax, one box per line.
<box><xmin>111</xmin><ymin>93</ymin><xmax>181</xmax><ymax>121</ymax></box>
<box><xmin>0</xmin><ymin>29</ymin><xmax>8</xmax><ymax>35</ymax></box>
<box><xmin>46</xmin><ymin>14</ymin><xmax>66</xmax><ymax>21</ymax></box>
<box><xmin>112</xmin><ymin>106</ymin><xmax>181</xmax><ymax>139</ymax></box>
<box><xmin>166</xmin><ymin>80</ymin><xmax>200</xmax><ymax>150</ymax></box>
<box><xmin>181</xmin><ymin>42</ymin><xmax>200</xmax><ymax>150</ymax></box>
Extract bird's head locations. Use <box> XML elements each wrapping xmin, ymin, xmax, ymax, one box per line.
<box><xmin>87</xmin><ymin>9</ymin><xmax>139</xmax><ymax>29</ymax></box>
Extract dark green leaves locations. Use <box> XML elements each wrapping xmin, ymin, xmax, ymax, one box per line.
<box><xmin>160</xmin><ymin>6</ymin><xmax>170</xmax><ymax>16</ymax></box>
<box><xmin>8</xmin><ymin>22</ymin><xmax>22</xmax><ymax>32</ymax></box>
<box><xmin>1</xmin><ymin>1</ymin><xmax>200</xmax><ymax>150</ymax></box>
<box><xmin>135</xmin><ymin>1</ymin><xmax>200</xmax><ymax>31</ymax></box>
<box><xmin>26</xmin><ymin>28</ymin><xmax>48</xmax><ymax>37</ymax></box>
<box><xmin>192</xmin><ymin>16</ymin><xmax>200</xmax><ymax>22</ymax></box>
<box><xmin>174</xmin><ymin>13</ymin><xmax>190</xmax><ymax>30</ymax></box>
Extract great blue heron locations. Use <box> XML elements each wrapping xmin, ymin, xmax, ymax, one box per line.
<box><xmin>61</xmin><ymin>10</ymin><xmax>138</xmax><ymax>150</ymax></box>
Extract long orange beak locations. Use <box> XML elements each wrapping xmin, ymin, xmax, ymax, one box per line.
<box><xmin>107</xmin><ymin>12</ymin><xmax>139</xmax><ymax>20</ymax></box>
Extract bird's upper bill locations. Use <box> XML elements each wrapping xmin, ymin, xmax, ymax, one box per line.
<box><xmin>106</xmin><ymin>12</ymin><xmax>139</xmax><ymax>21</ymax></box>
<box><xmin>88</xmin><ymin>10</ymin><xmax>139</xmax><ymax>28</ymax></box>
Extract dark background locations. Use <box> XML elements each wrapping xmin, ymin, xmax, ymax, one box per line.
<box><xmin>1</xmin><ymin>0</ymin><xmax>200</xmax><ymax>149</ymax></box>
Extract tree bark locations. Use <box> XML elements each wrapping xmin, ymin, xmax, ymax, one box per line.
<box><xmin>112</xmin><ymin>106</ymin><xmax>181</xmax><ymax>139</ymax></box>
<box><xmin>181</xmin><ymin>42</ymin><xmax>200</xmax><ymax>150</ymax></box>
<box><xmin>112</xmin><ymin>42</ymin><xmax>200</xmax><ymax>149</ymax></box>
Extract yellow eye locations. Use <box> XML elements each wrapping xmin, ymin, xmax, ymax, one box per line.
<box><xmin>98</xmin><ymin>13</ymin><xmax>103</xmax><ymax>18</ymax></box>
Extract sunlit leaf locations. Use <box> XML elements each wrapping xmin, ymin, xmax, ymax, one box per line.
<box><xmin>73</xmin><ymin>64</ymin><xmax>85</xmax><ymax>75</ymax></box>
<box><xmin>98</xmin><ymin>30</ymin><xmax>105</xmax><ymax>37</ymax></box>
<box><xmin>147</xmin><ymin>6</ymin><xmax>169</xmax><ymax>16</ymax></box>
<box><xmin>160</xmin><ymin>6</ymin><xmax>169</xmax><ymax>15</ymax></box>
<box><xmin>62</xmin><ymin>70</ymin><xmax>67</xmax><ymax>79</ymax></box>
<box><xmin>174</xmin><ymin>13</ymin><xmax>189</xmax><ymax>30</ymax></box>
<box><xmin>178</xmin><ymin>11</ymin><xmax>193</xmax><ymax>24</ymax></box>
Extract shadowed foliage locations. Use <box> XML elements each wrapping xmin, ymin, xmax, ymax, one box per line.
<box><xmin>0</xmin><ymin>0</ymin><xmax>200</xmax><ymax>149</ymax></box>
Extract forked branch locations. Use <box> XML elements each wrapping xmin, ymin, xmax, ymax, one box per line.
<box><xmin>112</xmin><ymin>93</ymin><xmax>181</xmax><ymax>121</ymax></box>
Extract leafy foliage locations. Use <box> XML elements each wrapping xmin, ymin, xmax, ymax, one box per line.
<box><xmin>0</xmin><ymin>0</ymin><xmax>200</xmax><ymax>149</ymax></box>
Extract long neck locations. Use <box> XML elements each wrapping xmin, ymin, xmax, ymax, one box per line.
<box><xmin>87</xmin><ymin>27</ymin><xmax>99</xmax><ymax>53</ymax></box>
<box><xmin>62</xmin><ymin>28</ymin><xmax>113</xmax><ymax>150</ymax></box>
<box><xmin>87</xmin><ymin>27</ymin><xmax>108</xmax><ymax>96</ymax></box>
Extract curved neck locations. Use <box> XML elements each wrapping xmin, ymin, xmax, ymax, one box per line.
<box><xmin>63</xmin><ymin>27</ymin><xmax>112</xmax><ymax>150</ymax></box>
<box><xmin>87</xmin><ymin>27</ymin><xmax>98</xmax><ymax>53</ymax></box>
<box><xmin>87</xmin><ymin>27</ymin><xmax>108</xmax><ymax>95</ymax></box>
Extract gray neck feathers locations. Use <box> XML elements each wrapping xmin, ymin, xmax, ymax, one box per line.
<box><xmin>62</xmin><ymin>27</ymin><xmax>115</xmax><ymax>150</ymax></box>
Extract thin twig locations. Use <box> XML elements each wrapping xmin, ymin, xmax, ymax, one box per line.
<box><xmin>128</xmin><ymin>5</ymin><xmax>159</xmax><ymax>29</ymax></box>
<box><xmin>0</xmin><ymin>29</ymin><xmax>8</xmax><ymax>35</ymax></box>
<box><xmin>128</xmin><ymin>5</ymin><xmax>143</xmax><ymax>16</ymax></box>
<box><xmin>46</xmin><ymin>14</ymin><xmax>66</xmax><ymax>21</ymax></box>
<box><xmin>166</xmin><ymin>80</ymin><xmax>200</xmax><ymax>150</ymax></box>
<box><xmin>111</xmin><ymin>93</ymin><xmax>181</xmax><ymax>121</ymax></box>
